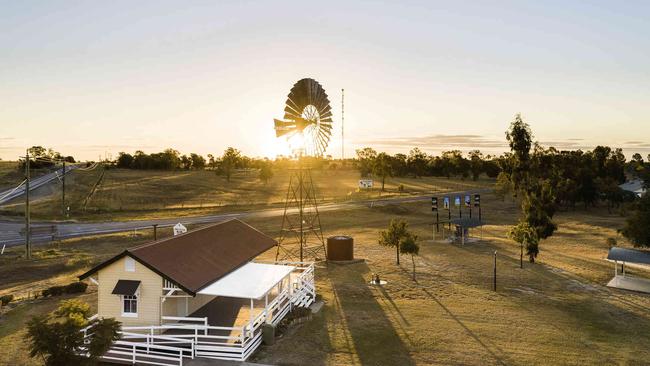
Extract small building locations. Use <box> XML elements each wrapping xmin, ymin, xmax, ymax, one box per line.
<box><xmin>606</xmin><ymin>247</ymin><xmax>650</xmax><ymax>294</ymax></box>
<box><xmin>447</xmin><ymin>217</ymin><xmax>484</xmax><ymax>245</ymax></box>
<box><xmin>79</xmin><ymin>219</ymin><xmax>315</xmax><ymax>364</ymax></box>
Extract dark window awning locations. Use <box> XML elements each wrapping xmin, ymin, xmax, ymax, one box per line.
<box><xmin>112</xmin><ymin>280</ymin><xmax>141</xmax><ymax>295</ymax></box>
<box><xmin>607</xmin><ymin>247</ymin><xmax>650</xmax><ymax>265</ymax></box>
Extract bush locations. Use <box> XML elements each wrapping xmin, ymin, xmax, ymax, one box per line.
<box><xmin>1</xmin><ymin>294</ymin><xmax>14</xmax><ymax>306</ymax></box>
<box><xmin>606</xmin><ymin>237</ymin><xmax>617</xmax><ymax>248</ymax></box>
<box><xmin>48</xmin><ymin>286</ymin><xmax>65</xmax><ymax>297</ymax></box>
<box><xmin>64</xmin><ymin>282</ymin><xmax>88</xmax><ymax>294</ymax></box>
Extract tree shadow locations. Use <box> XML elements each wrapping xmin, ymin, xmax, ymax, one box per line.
<box><xmin>420</xmin><ymin>288</ymin><xmax>510</xmax><ymax>366</ymax></box>
<box><xmin>330</xmin><ymin>262</ymin><xmax>416</xmax><ymax>366</ymax></box>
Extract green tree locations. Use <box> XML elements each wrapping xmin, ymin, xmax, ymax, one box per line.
<box><xmin>378</xmin><ymin>219</ymin><xmax>410</xmax><ymax>265</ymax></box>
<box><xmin>468</xmin><ymin>150</ymin><xmax>484</xmax><ymax>181</ymax></box>
<box><xmin>258</xmin><ymin>163</ymin><xmax>274</xmax><ymax>184</ymax></box>
<box><xmin>27</xmin><ymin>300</ymin><xmax>121</xmax><ymax>366</ymax></box>
<box><xmin>190</xmin><ymin>153</ymin><xmax>206</xmax><ymax>170</ymax></box>
<box><xmin>621</xmin><ymin>193</ymin><xmax>650</xmax><ymax>247</ymax></box>
<box><xmin>373</xmin><ymin>152</ymin><xmax>393</xmax><ymax>191</ymax></box>
<box><xmin>508</xmin><ymin>221</ymin><xmax>539</xmax><ymax>263</ymax></box>
<box><xmin>356</xmin><ymin>147</ymin><xmax>377</xmax><ymax>177</ymax></box>
<box><xmin>522</xmin><ymin>181</ymin><xmax>557</xmax><ymax>241</ymax></box>
<box><xmin>399</xmin><ymin>234</ymin><xmax>420</xmax><ymax>280</ymax></box>
<box><xmin>505</xmin><ymin>114</ymin><xmax>533</xmax><ymax>192</ymax></box>
<box><xmin>221</xmin><ymin>147</ymin><xmax>241</xmax><ymax>182</ymax></box>
<box><xmin>494</xmin><ymin>171</ymin><xmax>513</xmax><ymax>201</ymax></box>
<box><xmin>407</xmin><ymin>148</ymin><xmax>428</xmax><ymax>178</ymax></box>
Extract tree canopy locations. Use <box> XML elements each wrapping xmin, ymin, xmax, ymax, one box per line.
<box><xmin>27</xmin><ymin>300</ymin><xmax>121</xmax><ymax>366</ymax></box>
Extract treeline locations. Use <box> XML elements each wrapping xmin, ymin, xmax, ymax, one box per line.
<box><xmin>497</xmin><ymin>144</ymin><xmax>633</xmax><ymax>210</ymax></box>
<box><xmin>499</xmin><ymin>114</ymin><xmax>649</xmax><ymax>263</ymax></box>
<box><xmin>114</xmin><ymin>148</ymin><xmax>276</xmax><ymax>183</ymax></box>
<box><xmin>19</xmin><ymin>146</ymin><xmax>76</xmax><ymax>169</ymax></box>
<box><xmin>355</xmin><ymin>147</ymin><xmax>501</xmax><ymax>190</ymax></box>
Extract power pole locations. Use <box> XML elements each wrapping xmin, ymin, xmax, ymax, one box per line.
<box><xmin>25</xmin><ymin>150</ymin><xmax>31</xmax><ymax>259</ymax></box>
<box><xmin>341</xmin><ymin>88</ymin><xmax>344</xmax><ymax>160</ymax></box>
<box><xmin>62</xmin><ymin>160</ymin><xmax>66</xmax><ymax>218</ymax></box>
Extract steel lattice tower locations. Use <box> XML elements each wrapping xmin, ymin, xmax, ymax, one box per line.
<box><xmin>275</xmin><ymin>166</ymin><xmax>326</xmax><ymax>262</ymax></box>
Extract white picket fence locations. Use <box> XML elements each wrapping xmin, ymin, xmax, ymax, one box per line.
<box><xmin>84</xmin><ymin>262</ymin><xmax>315</xmax><ymax>365</ymax></box>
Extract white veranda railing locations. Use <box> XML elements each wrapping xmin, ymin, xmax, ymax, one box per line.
<box><xmin>84</xmin><ymin>262</ymin><xmax>315</xmax><ymax>365</ymax></box>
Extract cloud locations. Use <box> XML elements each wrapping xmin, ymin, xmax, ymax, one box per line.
<box><xmin>356</xmin><ymin>134</ymin><xmax>506</xmax><ymax>150</ymax></box>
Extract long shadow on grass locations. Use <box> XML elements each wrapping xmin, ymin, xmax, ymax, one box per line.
<box><xmin>330</xmin><ymin>262</ymin><xmax>415</xmax><ymax>366</ymax></box>
<box><xmin>419</xmin><ymin>287</ymin><xmax>509</xmax><ymax>366</ymax></box>
<box><xmin>453</xmin><ymin>240</ymin><xmax>650</xmax><ymax>363</ymax></box>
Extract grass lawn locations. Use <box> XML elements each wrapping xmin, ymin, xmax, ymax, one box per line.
<box><xmin>0</xmin><ymin>167</ymin><xmax>493</xmax><ymax>221</ymax></box>
<box><xmin>1</xmin><ymin>191</ymin><xmax>649</xmax><ymax>365</ymax></box>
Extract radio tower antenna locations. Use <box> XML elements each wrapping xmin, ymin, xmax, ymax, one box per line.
<box><xmin>341</xmin><ymin>88</ymin><xmax>345</xmax><ymax>160</ymax></box>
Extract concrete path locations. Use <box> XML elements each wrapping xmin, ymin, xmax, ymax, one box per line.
<box><xmin>185</xmin><ymin>359</ymin><xmax>272</xmax><ymax>366</ymax></box>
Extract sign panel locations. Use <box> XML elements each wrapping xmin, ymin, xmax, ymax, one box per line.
<box><xmin>431</xmin><ymin>197</ymin><xmax>438</xmax><ymax>211</ymax></box>
<box><xmin>454</xmin><ymin>196</ymin><xmax>461</xmax><ymax>207</ymax></box>
<box><xmin>358</xmin><ymin>179</ymin><xmax>373</xmax><ymax>189</ymax></box>
<box><xmin>173</xmin><ymin>223</ymin><xmax>187</xmax><ymax>236</ymax></box>
<box><xmin>474</xmin><ymin>194</ymin><xmax>481</xmax><ymax>207</ymax></box>
<box><xmin>465</xmin><ymin>195</ymin><xmax>471</xmax><ymax>207</ymax></box>
<box><xmin>443</xmin><ymin>196</ymin><xmax>450</xmax><ymax>210</ymax></box>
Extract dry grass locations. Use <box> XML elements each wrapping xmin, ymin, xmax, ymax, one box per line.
<box><xmin>0</xmin><ymin>167</ymin><xmax>493</xmax><ymax>220</ymax></box>
<box><xmin>0</xmin><ymin>161</ymin><xmax>50</xmax><ymax>192</ymax></box>
<box><xmin>1</xmin><ymin>190</ymin><xmax>649</xmax><ymax>365</ymax></box>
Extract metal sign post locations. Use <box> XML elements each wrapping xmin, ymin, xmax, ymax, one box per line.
<box><xmin>444</xmin><ymin>196</ymin><xmax>451</xmax><ymax>230</ymax></box>
<box><xmin>475</xmin><ymin>194</ymin><xmax>481</xmax><ymax>221</ymax></box>
<box><xmin>493</xmin><ymin>250</ymin><xmax>497</xmax><ymax>291</ymax></box>
<box><xmin>431</xmin><ymin>197</ymin><xmax>439</xmax><ymax>236</ymax></box>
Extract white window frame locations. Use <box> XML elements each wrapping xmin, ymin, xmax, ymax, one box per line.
<box><xmin>121</xmin><ymin>294</ymin><xmax>138</xmax><ymax>317</ymax></box>
<box><xmin>125</xmin><ymin>257</ymin><xmax>136</xmax><ymax>272</ymax></box>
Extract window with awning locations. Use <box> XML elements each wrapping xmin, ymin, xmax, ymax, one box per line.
<box><xmin>112</xmin><ymin>279</ymin><xmax>141</xmax><ymax>296</ymax></box>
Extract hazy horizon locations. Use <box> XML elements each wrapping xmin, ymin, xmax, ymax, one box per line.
<box><xmin>2</xmin><ymin>1</ymin><xmax>650</xmax><ymax>161</ymax></box>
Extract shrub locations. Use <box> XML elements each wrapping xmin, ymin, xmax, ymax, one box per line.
<box><xmin>606</xmin><ymin>237</ymin><xmax>617</xmax><ymax>248</ymax></box>
<box><xmin>27</xmin><ymin>301</ymin><xmax>121</xmax><ymax>365</ymax></box>
<box><xmin>48</xmin><ymin>286</ymin><xmax>65</xmax><ymax>297</ymax></box>
<box><xmin>64</xmin><ymin>282</ymin><xmax>88</xmax><ymax>294</ymax></box>
<box><xmin>55</xmin><ymin>299</ymin><xmax>92</xmax><ymax>321</ymax></box>
<box><xmin>1</xmin><ymin>294</ymin><xmax>13</xmax><ymax>306</ymax></box>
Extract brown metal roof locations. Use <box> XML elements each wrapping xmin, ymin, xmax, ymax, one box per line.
<box><xmin>79</xmin><ymin>219</ymin><xmax>277</xmax><ymax>295</ymax></box>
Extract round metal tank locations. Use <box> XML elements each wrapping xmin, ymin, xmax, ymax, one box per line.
<box><xmin>327</xmin><ymin>236</ymin><xmax>354</xmax><ymax>261</ymax></box>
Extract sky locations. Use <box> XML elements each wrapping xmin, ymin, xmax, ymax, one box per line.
<box><xmin>1</xmin><ymin>0</ymin><xmax>650</xmax><ymax>161</ymax></box>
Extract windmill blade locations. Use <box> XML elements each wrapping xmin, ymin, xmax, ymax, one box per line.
<box><xmin>284</xmin><ymin>103</ymin><xmax>302</xmax><ymax>117</ymax></box>
<box><xmin>274</xmin><ymin>119</ymin><xmax>298</xmax><ymax>137</ymax></box>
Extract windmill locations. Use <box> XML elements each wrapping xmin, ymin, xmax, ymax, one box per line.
<box><xmin>273</xmin><ymin>78</ymin><xmax>333</xmax><ymax>157</ymax></box>
<box><xmin>274</xmin><ymin>78</ymin><xmax>331</xmax><ymax>261</ymax></box>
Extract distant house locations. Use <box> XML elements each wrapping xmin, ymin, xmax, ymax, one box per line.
<box><xmin>619</xmin><ymin>178</ymin><xmax>646</xmax><ymax>198</ymax></box>
<box><xmin>79</xmin><ymin>219</ymin><xmax>315</xmax><ymax>364</ymax></box>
